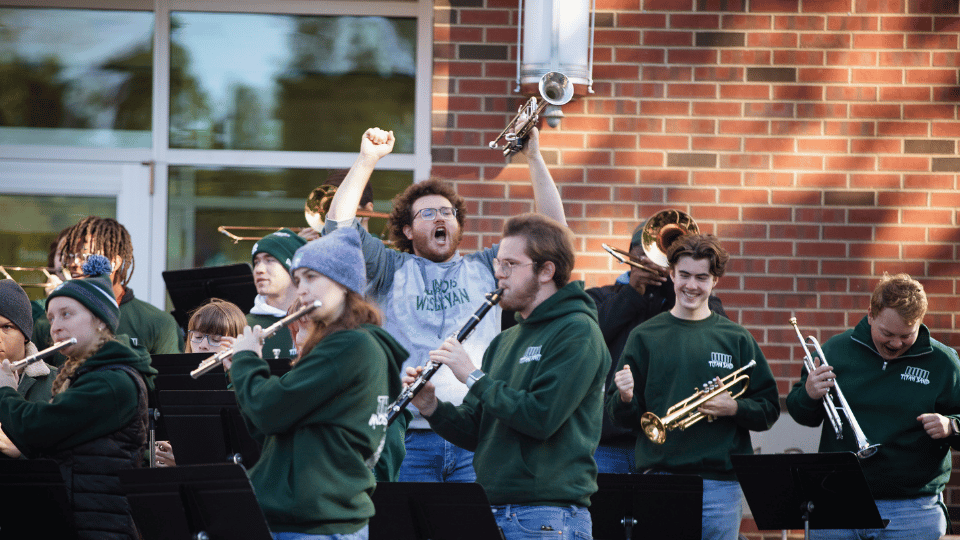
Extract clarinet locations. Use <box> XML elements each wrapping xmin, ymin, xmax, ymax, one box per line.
<box><xmin>8</xmin><ymin>338</ymin><xmax>77</xmax><ymax>373</ymax></box>
<box><xmin>190</xmin><ymin>300</ymin><xmax>322</xmax><ymax>378</ymax></box>
<box><xmin>386</xmin><ymin>288</ymin><xmax>504</xmax><ymax>426</ymax></box>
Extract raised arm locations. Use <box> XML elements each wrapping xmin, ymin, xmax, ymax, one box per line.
<box><xmin>326</xmin><ymin>127</ymin><xmax>395</xmax><ymax>222</ymax></box>
<box><xmin>521</xmin><ymin>127</ymin><xmax>567</xmax><ymax>226</ymax></box>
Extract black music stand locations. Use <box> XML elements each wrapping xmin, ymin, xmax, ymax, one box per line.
<box><xmin>591</xmin><ymin>472</ymin><xmax>703</xmax><ymax>540</ymax></box>
<box><xmin>0</xmin><ymin>458</ymin><xmax>75</xmax><ymax>539</ymax></box>
<box><xmin>119</xmin><ymin>463</ymin><xmax>271</xmax><ymax>540</ymax></box>
<box><xmin>162</xmin><ymin>263</ymin><xmax>257</xmax><ymax>330</ymax></box>
<box><xmin>151</xmin><ymin>353</ymin><xmax>291</xmax><ymax>392</ymax></box>
<box><xmin>732</xmin><ymin>452</ymin><xmax>886</xmax><ymax>540</ymax></box>
<box><xmin>159</xmin><ymin>389</ymin><xmax>262</xmax><ymax>467</ymax></box>
<box><xmin>369</xmin><ymin>482</ymin><xmax>504</xmax><ymax>540</ymax></box>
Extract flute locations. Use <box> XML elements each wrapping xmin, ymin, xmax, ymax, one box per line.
<box><xmin>8</xmin><ymin>338</ymin><xmax>77</xmax><ymax>373</ymax></box>
<box><xmin>385</xmin><ymin>288</ymin><xmax>504</xmax><ymax>426</ymax></box>
<box><xmin>190</xmin><ymin>300</ymin><xmax>322</xmax><ymax>378</ymax></box>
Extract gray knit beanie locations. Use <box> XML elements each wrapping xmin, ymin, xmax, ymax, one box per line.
<box><xmin>290</xmin><ymin>228</ymin><xmax>365</xmax><ymax>295</ymax></box>
<box><xmin>0</xmin><ymin>279</ymin><xmax>33</xmax><ymax>341</ymax></box>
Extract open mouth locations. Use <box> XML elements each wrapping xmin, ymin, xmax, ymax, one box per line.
<box><xmin>434</xmin><ymin>227</ymin><xmax>447</xmax><ymax>242</ymax></box>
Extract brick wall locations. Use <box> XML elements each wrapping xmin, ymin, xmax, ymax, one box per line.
<box><xmin>433</xmin><ymin>0</ymin><xmax>960</xmax><ymax>535</ymax></box>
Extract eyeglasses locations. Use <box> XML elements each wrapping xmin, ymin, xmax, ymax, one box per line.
<box><xmin>413</xmin><ymin>207</ymin><xmax>457</xmax><ymax>221</ymax></box>
<box><xmin>189</xmin><ymin>331</ymin><xmax>223</xmax><ymax>347</ymax></box>
<box><xmin>492</xmin><ymin>258</ymin><xmax>535</xmax><ymax>278</ymax></box>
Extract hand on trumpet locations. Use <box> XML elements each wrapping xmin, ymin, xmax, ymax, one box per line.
<box><xmin>697</xmin><ymin>381</ymin><xmax>739</xmax><ymax>419</ymax></box>
<box><xmin>402</xmin><ymin>366</ymin><xmax>438</xmax><ymax>417</ymax></box>
<box><xmin>519</xmin><ymin>126</ymin><xmax>541</xmax><ymax>158</ymax></box>
<box><xmin>359</xmin><ymin>127</ymin><xmax>395</xmax><ymax>164</ymax></box>
<box><xmin>614</xmin><ymin>365</ymin><xmax>634</xmax><ymax>403</ymax></box>
<box><xmin>803</xmin><ymin>356</ymin><xmax>835</xmax><ymax>400</ymax></box>
<box><xmin>917</xmin><ymin>413</ymin><xmax>954</xmax><ymax>440</ymax></box>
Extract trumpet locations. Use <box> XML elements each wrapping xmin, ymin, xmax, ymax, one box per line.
<box><xmin>8</xmin><ymin>338</ymin><xmax>77</xmax><ymax>373</ymax></box>
<box><xmin>488</xmin><ymin>71</ymin><xmax>574</xmax><ymax>157</ymax></box>
<box><xmin>790</xmin><ymin>317</ymin><xmax>879</xmax><ymax>459</ymax></box>
<box><xmin>641</xmin><ymin>360</ymin><xmax>756</xmax><ymax>444</ymax></box>
<box><xmin>190</xmin><ymin>300</ymin><xmax>322</xmax><ymax>378</ymax></box>
<box><xmin>602</xmin><ymin>209</ymin><xmax>699</xmax><ymax>271</ymax></box>
<box><xmin>385</xmin><ymin>288</ymin><xmax>504</xmax><ymax>426</ymax></box>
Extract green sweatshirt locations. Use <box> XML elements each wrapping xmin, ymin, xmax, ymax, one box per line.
<box><xmin>246</xmin><ymin>313</ymin><xmax>297</xmax><ymax>360</ymax></box>
<box><xmin>427</xmin><ymin>281</ymin><xmax>608</xmax><ymax>507</ymax></box>
<box><xmin>787</xmin><ymin>316</ymin><xmax>960</xmax><ymax>499</ymax></box>
<box><xmin>606</xmin><ymin>312</ymin><xmax>780</xmax><ymax>481</ymax></box>
<box><xmin>0</xmin><ymin>335</ymin><xmax>156</xmax><ymax>456</ymax></box>
<box><xmin>118</xmin><ymin>288</ymin><xmax>183</xmax><ymax>354</ymax></box>
<box><xmin>230</xmin><ymin>324</ymin><xmax>407</xmax><ymax>535</ymax></box>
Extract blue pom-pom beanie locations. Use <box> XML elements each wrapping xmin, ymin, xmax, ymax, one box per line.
<box><xmin>46</xmin><ymin>254</ymin><xmax>120</xmax><ymax>333</ymax></box>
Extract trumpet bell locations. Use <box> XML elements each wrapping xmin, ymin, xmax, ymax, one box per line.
<box><xmin>539</xmin><ymin>71</ymin><xmax>574</xmax><ymax>106</ymax></box>
<box><xmin>641</xmin><ymin>412</ymin><xmax>668</xmax><ymax>445</ymax></box>
<box><xmin>640</xmin><ymin>209</ymin><xmax>700</xmax><ymax>268</ymax></box>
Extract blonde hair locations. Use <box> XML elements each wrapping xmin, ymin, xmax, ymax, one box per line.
<box><xmin>869</xmin><ymin>272</ymin><xmax>927</xmax><ymax>326</ymax></box>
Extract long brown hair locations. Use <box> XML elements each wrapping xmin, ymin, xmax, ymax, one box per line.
<box><xmin>296</xmin><ymin>291</ymin><xmax>382</xmax><ymax>364</ymax></box>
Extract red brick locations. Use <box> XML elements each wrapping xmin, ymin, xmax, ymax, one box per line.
<box><xmin>643</xmin><ymin>30</ymin><xmax>694</xmax><ymax>46</ymax></box>
<box><xmin>801</xmin><ymin>32</ymin><xmax>852</xmax><ymax>48</ymax></box>
<box><xmin>722</xmin><ymin>154</ymin><xmax>772</xmax><ymax>169</ymax></box>
<box><xmin>747</xmin><ymin>32</ymin><xmax>800</xmax><ymax>48</ymax></box>
<box><xmin>905</xmin><ymin>173</ymin><xmax>955</xmax><ymax>189</ymax></box>
<box><xmin>720</xmin><ymin>84</ymin><xmax>771</xmax><ymax>99</ymax></box>
<box><xmin>903</xmin><ymin>208</ymin><xmax>955</xmax><ymax>224</ymax></box>
<box><xmin>615</xmin><ymin>47</ymin><xmax>664</xmax><ymax>64</ymax></box>
<box><xmin>751</xmin><ymin>0</ymin><xmax>801</xmax><ymax>12</ymax></box>
<box><xmin>906</xmin><ymin>69</ymin><xmax>958</xmax><ymax>85</ymax></box>
<box><xmin>586</xmin><ymin>167</ymin><xmax>641</xmax><ymax>184</ymax></box>
<box><xmin>641</xmin><ymin>0</ymin><xmax>689</xmax><ymax>9</ymax></box>
<box><xmin>852</xmin><ymin>68</ymin><xmax>904</xmax><ymax>84</ymax></box>
<box><xmin>879</xmin><ymin>86</ymin><xmax>931</xmax><ymax>101</ymax></box>
<box><xmin>855</xmin><ymin>0</ymin><xmax>905</xmax><ymax>13</ymax></box>
<box><xmin>773</xmin><ymin>154</ymin><xmax>825</xmax><ymax>170</ymax></box>
<box><xmin>719</xmin><ymin>119</ymin><xmax>770</xmax><ymax>135</ymax></box>
<box><xmin>774</xmin><ymin>85</ymin><xmax>824</xmax><ymax>100</ymax></box>
<box><xmin>851</xmin><ymin>104</ymin><xmax>901</xmax><ymax>118</ymax></box>
<box><xmin>878</xmin><ymin>190</ymin><xmax>929</xmax><ymax>206</ymax></box>
<box><xmin>878</xmin><ymin>156</ymin><xmax>930</xmax><ymax>171</ymax></box>
<box><xmin>670</xmin><ymin>14</ymin><xmax>722</xmax><ymax>29</ymax></box>
<box><xmin>614</xmin><ymin>117</ymin><xmax>663</xmax><ymax>133</ymax></box>
<box><xmin>853</xmin><ymin>33</ymin><xmax>907</xmax><ymax>49</ymax></box>
<box><xmin>459</xmin><ymin>9</ymin><xmax>512</xmax><ymax>25</ymax></box>
<box><xmin>562</xmin><ymin>150</ymin><xmax>613</xmax><ymax>167</ymax></box>
<box><xmin>774</xmin><ymin>15</ymin><xmax>827</xmax><ymax>30</ymax></box>
<box><xmin>827</xmin><ymin>50</ymin><xmax>878</xmax><ymax>66</ymax></box>
<box><xmin>774</xmin><ymin>50</ymin><xmax>825</xmax><ymax>65</ymax></box>
<box><xmin>746</xmin><ymin>137</ymin><xmax>794</xmax><ymax>152</ymax></box>
<box><xmin>825</xmin><ymin>155</ymin><xmax>878</xmax><ymax>170</ymax></box>
<box><xmin>825</xmin><ymin>121</ymin><xmax>875</xmax><ymax>137</ymax></box>
<box><xmin>826</xmin><ymin>86</ymin><xmax>879</xmax><ymax>101</ymax></box>
<box><xmin>432</xmin><ymin>165</ymin><xmax>481</xmax><ymax>180</ymax></box>
<box><xmin>829</xmin><ymin>15</ymin><xmax>880</xmax><ymax>30</ymax></box>
<box><xmin>797</xmin><ymin>241</ymin><xmax>847</xmax><ymax>257</ymax></box>
<box><xmin>797</xmin><ymin>172</ymin><xmax>847</xmax><ymax>187</ymax></box>
<box><xmin>875</xmin><ymin>225</ymin><xmax>927</xmax><ymax>242</ymax></box>
<box><xmin>692</xmin><ymin>136</ymin><xmax>740</xmax><ymax>151</ymax></box>
<box><xmin>850</xmin><ymin>138</ymin><xmax>900</xmax><ymax>153</ymax></box>
<box><xmin>877</xmin><ymin>121</ymin><xmax>929</xmax><ymax>136</ymax></box>
<box><xmin>824</xmin><ymin>225</ymin><xmax>874</xmax><ymax>241</ymax></box>
<box><xmin>667</xmin><ymin>83</ymin><xmax>718</xmax><ymax>99</ymax></box>
<box><xmin>693</xmin><ymin>170</ymin><xmax>741</xmax><ymax>184</ymax></box>
<box><xmin>695</xmin><ymin>66</ymin><xmax>745</xmax><ymax>81</ymax></box>
<box><xmin>850</xmin><ymin>173</ymin><xmax>901</xmax><ymax>188</ymax></box>
<box><xmin>666</xmin><ymin>187</ymin><xmax>719</xmax><ymax>203</ymax></box>
<box><xmin>614</xmin><ymin>151</ymin><xmax>664</xmax><ymax>167</ymax></box>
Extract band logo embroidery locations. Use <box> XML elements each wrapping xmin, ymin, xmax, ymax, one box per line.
<box><xmin>901</xmin><ymin>366</ymin><xmax>930</xmax><ymax>385</ymax></box>
<box><xmin>519</xmin><ymin>346</ymin><xmax>542</xmax><ymax>364</ymax></box>
<box><xmin>368</xmin><ymin>395</ymin><xmax>389</xmax><ymax>429</ymax></box>
<box><xmin>709</xmin><ymin>352</ymin><xmax>734</xmax><ymax>370</ymax></box>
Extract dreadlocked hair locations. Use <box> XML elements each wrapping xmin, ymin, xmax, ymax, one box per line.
<box><xmin>51</xmin><ymin>330</ymin><xmax>115</xmax><ymax>396</ymax></box>
<box><xmin>296</xmin><ymin>291</ymin><xmax>381</xmax><ymax>366</ymax></box>
<box><xmin>57</xmin><ymin>217</ymin><xmax>135</xmax><ymax>288</ymax></box>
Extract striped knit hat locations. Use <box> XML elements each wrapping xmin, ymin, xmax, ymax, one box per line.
<box><xmin>46</xmin><ymin>254</ymin><xmax>120</xmax><ymax>333</ymax></box>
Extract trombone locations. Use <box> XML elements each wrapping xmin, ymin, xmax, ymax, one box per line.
<box><xmin>601</xmin><ymin>209</ymin><xmax>699</xmax><ymax>271</ymax></box>
<box><xmin>0</xmin><ymin>265</ymin><xmax>58</xmax><ymax>289</ymax></box>
<box><xmin>488</xmin><ymin>71</ymin><xmax>574</xmax><ymax>157</ymax></box>
<box><xmin>790</xmin><ymin>318</ymin><xmax>879</xmax><ymax>459</ymax></box>
<box><xmin>641</xmin><ymin>360</ymin><xmax>756</xmax><ymax>444</ymax></box>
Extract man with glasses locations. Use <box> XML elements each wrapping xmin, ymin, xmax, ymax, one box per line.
<box><xmin>405</xmin><ymin>213</ymin><xmax>607</xmax><ymax>538</ymax></box>
<box><xmin>324</xmin><ymin>127</ymin><xmax>566</xmax><ymax>484</ymax></box>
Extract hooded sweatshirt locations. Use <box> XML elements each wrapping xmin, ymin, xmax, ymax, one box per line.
<box><xmin>230</xmin><ymin>323</ymin><xmax>408</xmax><ymax>535</ymax></box>
<box><xmin>427</xmin><ymin>281</ymin><xmax>608</xmax><ymax>507</ymax></box>
<box><xmin>787</xmin><ymin>316</ymin><xmax>960</xmax><ymax>499</ymax></box>
<box><xmin>324</xmin><ymin>218</ymin><xmax>501</xmax><ymax>429</ymax></box>
<box><xmin>0</xmin><ymin>335</ymin><xmax>156</xmax><ymax>455</ymax></box>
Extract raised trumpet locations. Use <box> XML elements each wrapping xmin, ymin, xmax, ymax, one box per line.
<box><xmin>790</xmin><ymin>317</ymin><xmax>879</xmax><ymax>459</ymax></box>
<box><xmin>488</xmin><ymin>71</ymin><xmax>574</xmax><ymax>157</ymax></box>
<box><xmin>641</xmin><ymin>360</ymin><xmax>756</xmax><ymax>444</ymax></box>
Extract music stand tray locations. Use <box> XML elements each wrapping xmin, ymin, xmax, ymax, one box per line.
<box><xmin>732</xmin><ymin>452</ymin><xmax>886</xmax><ymax>536</ymax></box>
<box><xmin>162</xmin><ymin>263</ymin><xmax>256</xmax><ymax>330</ymax></box>
<box><xmin>0</xmin><ymin>458</ymin><xmax>76</xmax><ymax>539</ymax></box>
<box><xmin>159</xmin><ymin>389</ymin><xmax>262</xmax><ymax>467</ymax></box>
<box><xmin>369</xmin><ymin>482</ymin><xmax>504</xmax><ymax>540</ymax></box>
<box><xmin>591</xmin><ymin>472</ymin><xmax>703</xmax><ymax>540</ymax></box>
<box><xmin>120</xmin><ymin>463</ymin><xmax>271</xmax><ymax>540</ymax></box>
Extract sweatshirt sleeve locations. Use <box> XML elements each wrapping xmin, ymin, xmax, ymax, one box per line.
<box><xmin>0</xmin><ymin>371</ymin><xmax>139</xmax><ymax>454</ymax></box>
<box><xmin>464</xmin><ymin>316</ymin><xmax>607</xmax><ymax>441</ymax></box>
<box><xmin>230</xmin><ymin>332</ymin><xmax>356</xmax><ymax>436</ymax></box>
<box><xmin>605</xmin><ymin>328</ymin><xmax>645</xmax><ymax>430</ymax></box>
<box><xmin>731</xmin><ymin>338</ymin><xmax>780</xmax><ymax>432</ymax></box>
<box><xmin>426</xmin><ymin>395</ymin><xmax>483</xmax><ymax>452</ymax></box>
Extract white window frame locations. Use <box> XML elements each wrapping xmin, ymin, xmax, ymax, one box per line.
<box><xmin>0</xmin><ymin>0</ymin><xmax>433</xmax><ymax>306</ymax></box>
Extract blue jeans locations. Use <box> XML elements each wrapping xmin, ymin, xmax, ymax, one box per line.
<box><xmin>701</xmin><ymin>479</ymin><xmax>742</xmax><ymax>540</ymax></box>
<box><xmin>273</xmin><ymin>525</ymin><xmax>368</xmax><ymax>540</ymax></box>
<box><xmin>492</xmin><ymin>504</ymin><xmax>592</xmax><ymax>540</ymax></box>
<box><xmin>810</xmin><ymin>493</ymin><xmax>946</xmax><ymax>540</ymax></box>
<box><xmin>397</xmin><ymin>429</ymin><xmax>476</xmax><ymax>483</ymax></box>
<box><xmin>593</xmin><ymin>441</ymin><xmax>636</xmax><ymax>474</ymax></box>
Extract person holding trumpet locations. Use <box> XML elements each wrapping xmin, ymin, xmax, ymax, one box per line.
<box><xmin>607</xmin><ymin>234</ymin><xmax>779</xmax><ymax>540</ymax></box>
<box><xmin>228</xmin><ymin>227</ymin><xmax>408</xmax><ymax>539</ymax></box>
<box><xmin>588</xmin><ymin>213</ymin><xmax>727</xmax><ymax>473</ymax></box>
<box><xmin>786</xmin><ymin>273</ymin><xmax>960</xmax><ymax>540</ymax></box>
<box><xmin>0</xmin><ymin>255</ymin><xmax>155</xmax><ymax>539</ymax></box>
